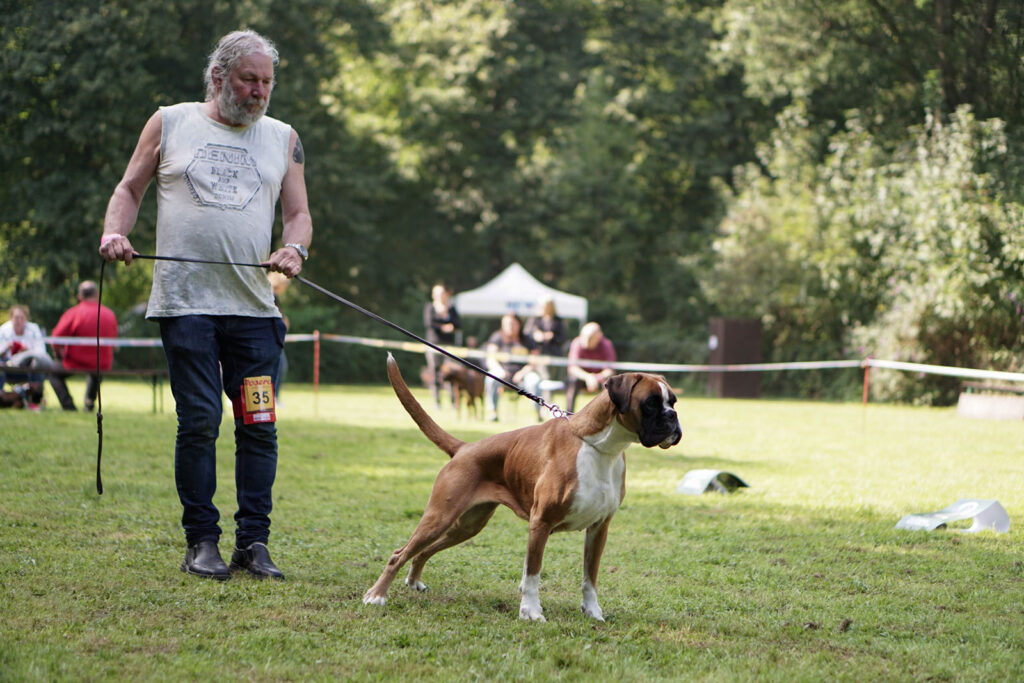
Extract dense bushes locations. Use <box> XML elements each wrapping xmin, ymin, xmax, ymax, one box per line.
<box><xmin>706</xmin><ymin>106</ymin><xmax>1024</xmax><ymax>404</ymax></box>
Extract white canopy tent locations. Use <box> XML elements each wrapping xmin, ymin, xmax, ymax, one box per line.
<box><xmin>452</xmin><ymin>263</ymin><xmax>588</xmax><ymax>326</ymax></box>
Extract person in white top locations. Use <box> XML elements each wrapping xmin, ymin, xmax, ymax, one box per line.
<box><xmin>0</xmin><ymin>304</ymin><xmax>46</xmax><ymax>361</ymax></box>
<box><xmin>0</xmin><ymin>304</ymin><xmax>75</xmax><ymax>409</ymax></box>
<box><xmin>98</xmin><ymin>29</ymin><xmax>313</xmax><ymax>581</ymax></box>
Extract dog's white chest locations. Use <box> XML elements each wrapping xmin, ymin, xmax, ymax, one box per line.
<box><xmin>563</xmin><ymin>444</ymin><xmax>625</xmax><ymax>532</ymax></box>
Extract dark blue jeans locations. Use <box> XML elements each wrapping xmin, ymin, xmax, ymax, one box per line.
<box><xmin>158</xmin><ymin>315</ymin><xmax>286</xmax><ymax>549</ymax></box>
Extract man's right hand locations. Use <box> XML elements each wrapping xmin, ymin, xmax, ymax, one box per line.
<box><xmin>99</xmin><ymin>233</ymin><xmax>136</xmax><ymax>265</ymax></box>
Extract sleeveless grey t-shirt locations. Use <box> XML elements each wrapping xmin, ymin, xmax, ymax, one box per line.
<box><xmin>146</xmin><ymin>102</ymin><xmax>291</xmax><ymax>319</ymax></box>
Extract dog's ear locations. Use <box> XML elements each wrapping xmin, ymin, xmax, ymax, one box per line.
<box><xmin>604</xmin><ymin>373</ymin><xmax>641</xmax><ymax>414</ymax></box>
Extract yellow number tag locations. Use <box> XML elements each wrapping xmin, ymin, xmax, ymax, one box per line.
<box><xmin>241</xmin><ymin>375</ymin><xmax>276</xmax><ymax>424</ymax></box>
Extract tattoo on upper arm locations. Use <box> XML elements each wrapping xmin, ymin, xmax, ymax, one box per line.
<box><xmin>292</xmin><ymin>137</ymin><xmax>305</xmax><ymax>164</ymax></box>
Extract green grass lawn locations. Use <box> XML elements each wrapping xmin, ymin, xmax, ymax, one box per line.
<box><xmin>1</xmin><ymin>372</ymin><xmax>1022</xmax><ymax>681</ymax></box>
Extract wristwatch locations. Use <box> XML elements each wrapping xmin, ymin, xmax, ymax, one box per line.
<box><xmin>284</xmin><ymin>243</ymin><xmax>308</xmax><ymax>260</ymax></box>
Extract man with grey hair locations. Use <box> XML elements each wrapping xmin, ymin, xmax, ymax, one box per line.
<box><xmin>99</xmin><ymin>29</ymin><xmax>313</xmax><ymax>581</ymax></box>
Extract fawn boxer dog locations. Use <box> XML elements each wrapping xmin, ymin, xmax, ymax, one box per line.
<box><xmin>363</xmin><ymin>353</ymin><xmax>682</xmax><ymax>622</ymax></box>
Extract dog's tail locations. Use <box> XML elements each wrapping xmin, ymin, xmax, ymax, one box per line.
<box><xmin>386</xmin><ymin>353</ymin><xmax>463</xmax><ymax>458</ymax></box>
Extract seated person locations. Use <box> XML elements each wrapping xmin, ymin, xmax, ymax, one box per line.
<box><xmin>524</xmin><ymin>296</ymin><xmax>567</xmax><ymax>358</ymax></box>
<box><xmin>0</xmin><ymin>304</ymin><xmax>63</xmax><ymax>408</ymax></box>
<box><xmin>523</xmin><ymin>296</ymin><xmax>567</xmax><ymax>417</ymax></box>
<box><xmin>50</xmin><ymin>280</ymin><xmax>119</xmax><ymax>412</ymax></box>
<box><xmin>565</xmin><ymin>322</ymin><xmax>617</xmax><ymax>412</ymax></box>
<box><xmin>483</xmin><ymin>312</ymin><xmax>536</xmax><ymax>421</ymax></box>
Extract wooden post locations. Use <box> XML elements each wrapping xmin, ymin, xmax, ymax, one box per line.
<box><xmin>862</xmin><ymin>362</ymin><xmax>871</xmax><ymax>405</ymax></box>
<box><xmin>313</xmin><ymin>330</ymin><xmax>320</xmax><ymax>418</ymax></box>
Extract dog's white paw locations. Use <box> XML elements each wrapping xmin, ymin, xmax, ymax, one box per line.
<box><xmin>581</xmin><ymin>582</ymin><xmax>605</xmax><ymax>621</ymax></box>
<box><xmin>405</xmin><ymin>577</ymin><xmax>427</xmax><ymax>592</ymax></box>
<box><xmin>362</xmin><ymin>593</ymin><xmax>387</xmax><ymax>606</ymax></box>
<box><xmin>519</xmin><ymin>604</ymin><xmax>547</xmax><ymax>622</ymax></box>
<box><xmin>519</xmin><ymin>573</ymin><xmax>545</xmax><ymax>621</ymax></box>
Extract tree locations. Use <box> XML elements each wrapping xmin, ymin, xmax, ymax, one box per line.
<box><xmin>0</xmin><ymin>0</ymin><xmax>398</xmax><ymax>367</ymax></box>
<box><xmin>846</xmin><ymin>108</ymin><xmax>1024</xmax><ymax>403</ymax></box>
<box><xmin>707</xmin><ymin>0</ymin><xmax>1024</xmax><ymax>401</ymax></box>
<box><xmin>717</xmin><ymin>0</ymin><xmax>1024</xmax><ymax>137</ymax></box>
<box><xmin>707</xmin><ymin>102</ymin><xmax>1024</xmax><ymax>402</ymax></box>
<box><xmin>3</xmin><ymin>1</ymin><xmax>765</xmax><ymax>381</ymax></box>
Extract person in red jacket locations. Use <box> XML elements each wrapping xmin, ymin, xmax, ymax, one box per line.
<box><xmin>50</xmin><ymin>280</ymin><xmax>118</xmax><ymax>411</ymax></box>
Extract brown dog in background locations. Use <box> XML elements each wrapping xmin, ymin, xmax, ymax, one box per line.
<box><xmin>439</xmin><ymin>359</ymin><xmax>485</xmax><ymax>418</ymax></box>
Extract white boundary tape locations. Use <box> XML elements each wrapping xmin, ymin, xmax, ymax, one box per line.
<box><xmin>864</xmin><ymin>358</ymin><xmax>1024</xmax><ymax>383</ymax></box>
<box><xmin>42</xmin><ymin>335</ymin><xmax>1024</xmax><ymax>384</ymax></box>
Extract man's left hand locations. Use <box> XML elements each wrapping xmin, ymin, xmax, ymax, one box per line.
<box><xmin>264</xmin><ymin>247</ymin><xmax>304</xmax><ymax>278</ymax></box>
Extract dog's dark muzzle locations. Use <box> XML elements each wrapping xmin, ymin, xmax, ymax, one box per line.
<box><xmin>639</xmin><ymin>410</ymin><xmax>682</xmax><ymax>449</ymax></box>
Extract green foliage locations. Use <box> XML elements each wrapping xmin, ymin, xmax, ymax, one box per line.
<box><xmin>499</xmin><ymin>0</ymin><xmax>759</xmax><ymax>352</ymax></box>
<box><xmin>706</xmin><ymin>104</ymin><xmax>1024</xmax><ymax>403</ymax></box>
<box><xmin>845</xmin><ymin>108</ymin><xmax>1024</xmax><ymax>403</ymax></box>
<box><xmin>703</xmin><ymin>103</ymin><xmax>859</xmax><ymax>398</ymax></box>
<box><xmin>717</xmin><ymin>0</ymin><xmax>1024</xmax><ymax>135</ymax></box>
<box><xmin>4</xmin><ymin>1</ymin><xmax>1024</xmax><ymax>397</ymax></box>
<box><xmin>707</xmin><ymin>0</ymin><xmax>1024</xmax><ymax>403</ymax></box>
<box><xmin>0</xmin><ymin>0</ymin><xmax>380</xmax><ymax>322</ymax></box>
<box><xmin>3</xmin><ymin>1</ymin><xmax>152</xmax><ymax>319</ymax></box>
<box><xmin>0</xmin><ymin>0</ymin><xmax>758</xmax><ymax>379</ymax></box>
<box><xmin>300</xmin><ymin>0</ymin><xmax>764</xmax><ymax>368</ymax></box>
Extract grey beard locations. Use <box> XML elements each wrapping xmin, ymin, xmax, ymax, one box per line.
<box><xmin>217</xmin><ymin>86</ymin><xmax>270</xmax><ymax>126</ymax></box>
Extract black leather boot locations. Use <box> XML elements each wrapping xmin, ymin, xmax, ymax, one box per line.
<box><xmin>229</xmin><ymin>542</ymin><xmax>284</xmax><ymax>580</ymax></box>
<box><xmin>181</xmin><ymin>540</ymin><xmax>231</xmax><ymax>580</ymax></box>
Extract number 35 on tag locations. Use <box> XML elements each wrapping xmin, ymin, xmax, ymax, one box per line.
<box><xmin>241</xmin><ymin>375</ymin><xmax>276</xmax><ymax>424</ymax></box>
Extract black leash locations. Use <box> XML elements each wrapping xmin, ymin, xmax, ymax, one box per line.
<box><xmin>292</xmin><ymin>274</ymin><xmax>568</xmax><ymax>412</ymax></box>
<box><xmin>95</xmin><ymin>261</ymin><xmax>106</xmax><ymax>494</ymax></box>
<box><xmin>94</xmin><ymin>253</ymin><xmax>569</xmax><ymax>493</ymax></box>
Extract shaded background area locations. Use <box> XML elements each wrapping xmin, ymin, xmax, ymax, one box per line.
<box><xmin>4</xmin><ymin>0</ymin><xmax>1024</xmax><ymax>403</ymax></box>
